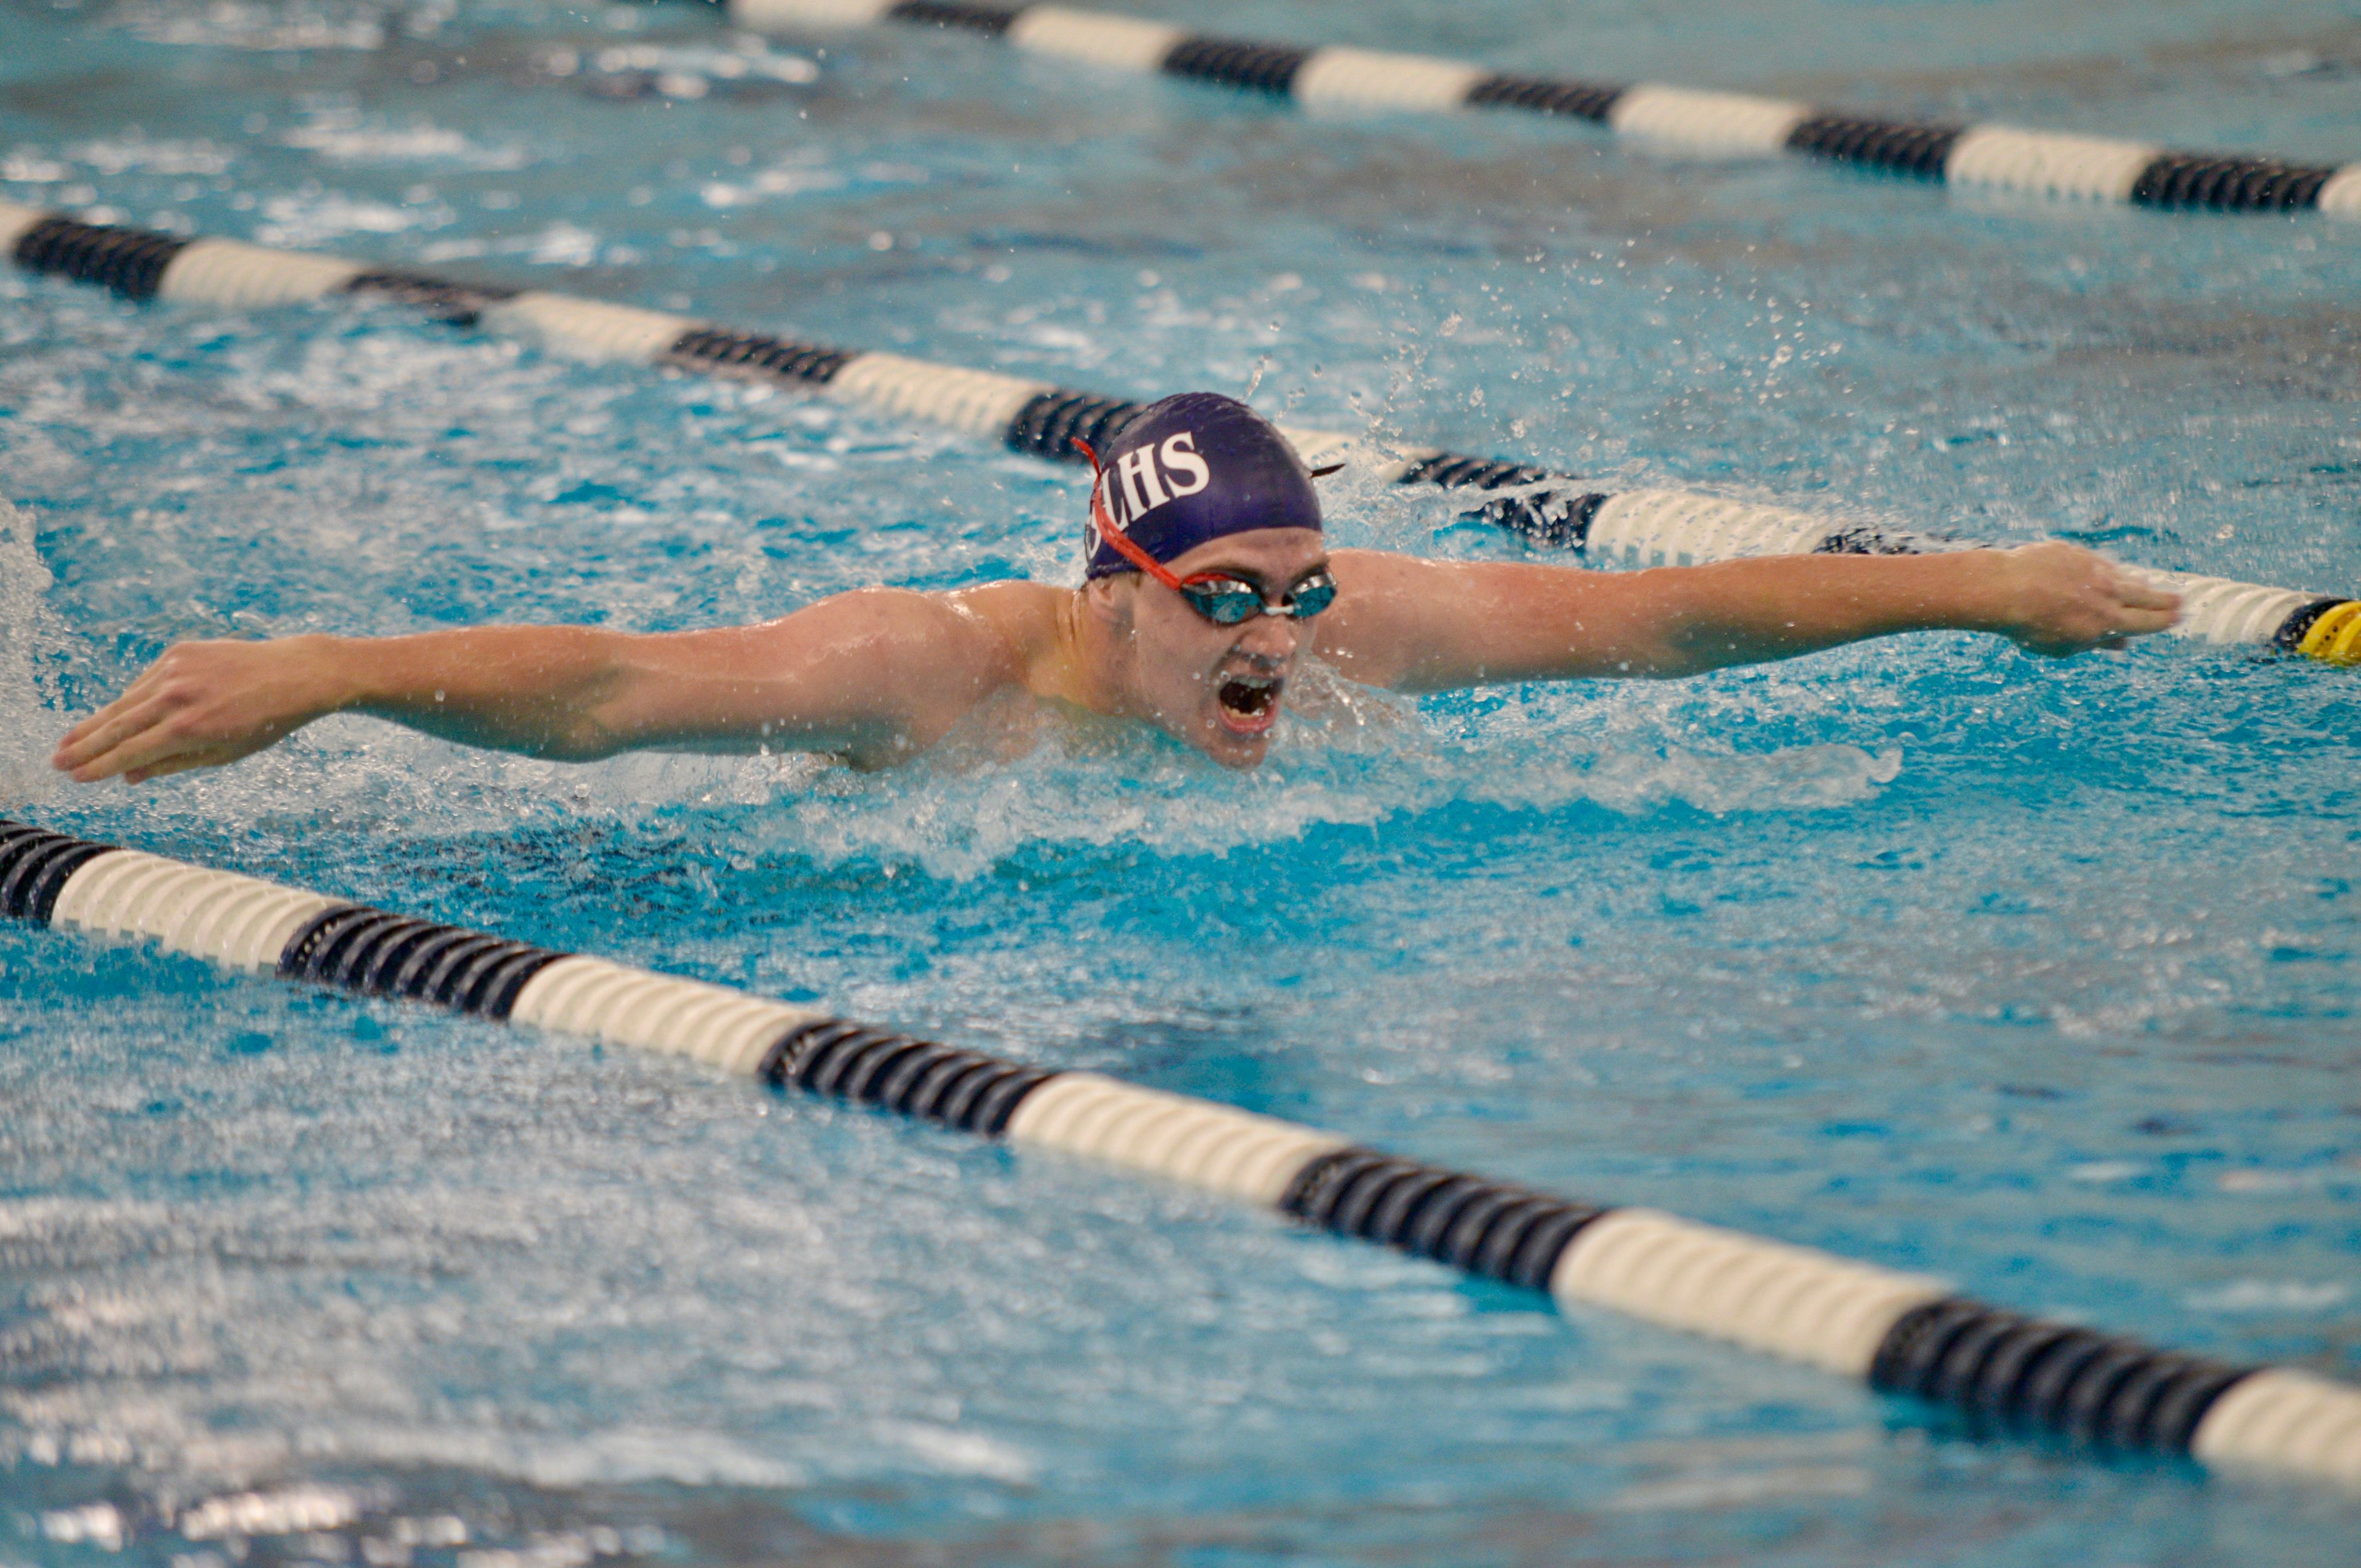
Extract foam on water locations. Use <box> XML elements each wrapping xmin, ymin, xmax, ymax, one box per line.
<box><xmin>762</xmin><ymin>683</ymin><xmax>1905</xmax><ymax>882</ymax></box>
<box><xmin>0</xmin><ymin>501</ymin><xmax>76</xmax><ymax>811</ymax></box>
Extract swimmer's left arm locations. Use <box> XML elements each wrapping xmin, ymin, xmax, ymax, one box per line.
<box><xmin>1316</xmin><ymin>543</ymin><xmax>2182</xmax><ymax>691</ymax></box>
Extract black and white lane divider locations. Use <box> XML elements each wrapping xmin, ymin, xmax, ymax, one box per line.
<box><xmin>3</xmin><ymin>814</ymin><xmax>2359</xmax><ymax>1486</ymax></box>
<box><xmin>716</xmin><ymin>0</ymin><xmax>2361</xmax><ymax>218</ymax></box>
<box><xmin>7</xmin><ymin>197</ymin><xmax>2359</xmax><ymax>667</ymax></box>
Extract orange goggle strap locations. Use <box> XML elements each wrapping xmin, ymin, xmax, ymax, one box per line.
<box><xmin>1077</xmin><ymin>436</ymin><xmax>1190</xmax><ymax>592</ymax></box>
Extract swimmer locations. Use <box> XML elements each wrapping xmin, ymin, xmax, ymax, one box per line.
<box><xmin>53</xmin><ymin>392</ymin><xmax>2181</xmax><ymax>783</ymax></box>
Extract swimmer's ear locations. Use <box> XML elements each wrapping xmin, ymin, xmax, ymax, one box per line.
<box><xmin>1082</xmin><ymin>572</ymin><xmax>1134</xmax><ymax>629</ymax></box>
<box><xmin>1310</xmin><ymin>463</ymin><xmax>1345</xmax><ymax>478</ymax></box>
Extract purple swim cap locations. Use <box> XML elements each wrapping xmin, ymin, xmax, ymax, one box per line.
<box><xmin>1083</xmin><ymin>392</ymin><xmax>1321</xmax><ymax>580</ymax></box>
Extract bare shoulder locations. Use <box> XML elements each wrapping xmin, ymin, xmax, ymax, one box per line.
<box><xmin>734</xmin><ymin>584</ymin><xmax>1038</xmax><ymax>767</ymax></box>
<box><xmin>752</xmin><ymin>584</ymin><xmax>1032</xmax><ymax>718</ymax></box>
<box><xmin>783</xmin><ymin>585</ymin><xmax>1019</xmax><ymax>675</ymax></box>
<box><xmin>943</xmin><ymin>580</ymin><xmax>1069</xmax><ymax>669</ymax></box>
<box><xmin>1313</xmin><ymin>549</ymin><xmax>1461</xmax><ymax>686</ymax></box>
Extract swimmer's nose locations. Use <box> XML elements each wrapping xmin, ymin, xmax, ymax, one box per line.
<box><xmin>1233</xmin><ymin>612</ymin><xmax>1305</xmax><ymax>660</ymax></box>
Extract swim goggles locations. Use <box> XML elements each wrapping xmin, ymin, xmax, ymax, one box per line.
<box><xmin>1077</xmin><ymin>440</ymin><xmax>1339</xmax><ymax>626</ymax></box>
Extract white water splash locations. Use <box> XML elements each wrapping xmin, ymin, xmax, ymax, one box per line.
<box><xmin>756</xmin><ymin>671</ymin><xmax>1905</xmax><ymax>882</ymax></box>
<box><xmin>114</xmin><ymin>0</ymin><xmax>392</xmax><ymax>51</ymax></box>
<box><xmin>0</xmin><ymin>498</ymin><xmax>72</xmax><ymax>811</ymax></box>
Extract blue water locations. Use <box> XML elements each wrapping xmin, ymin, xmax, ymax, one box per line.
<box><xmin>4</xmin><ymin>1</ymin><xmax>2360</xmax><ymax>1563</ymax></box>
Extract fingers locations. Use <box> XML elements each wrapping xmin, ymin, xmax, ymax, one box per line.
<box><xmin>52</xmin><ymin>638</ymin><xmax>321</xmax><ymax>788</ymax></box>
<box><xmin>53</xmin><ymin>703</ymin><xmax>129</xmax><ymax>767</ymax></box>
<box><xmin>54</xmin><ymin>647</ymin><xmax>194</xmax><ymax>757</ymax></box>
<box><xmin>2015</xmin><ymin>552</ymin><xmax>2183</xmax><ymax>654</ymax></box>
<box><xmin>2052</xmin><ymin>607</ymin><xmax>2177</xmax><ymax>655</ymax></box>
<box><xmin>62</xmin><ymin>710</ymin><xmax>203</xmax><ymax>785</ymax></box>
<box><xmin>52</xmin><ymin>694</ymin><xmax>175</xmax><ymax>780</ymax></box>
<box><xmin>57</xmin><ymin>682</ymin><xmax>150</xmax><ymax>751</ymax></box>
<box><xmin>2112</xmin><ymin>604</ymin><xmax>2181</xmax><ymax>637</ymax></box>
<box><xmin>2110</xmin><ymin>575</ymin><xmax>2183</xmax><ymax>614</ymax></box>
<box><xmin>124</xmin><ymin>751</ymin><xmax>226</xmax><ymax>785</ymax></box>
<box><xmin>2033</xmin><ymin>600</ymin><xmax>2180</xmax><ymax>658</ymax></box>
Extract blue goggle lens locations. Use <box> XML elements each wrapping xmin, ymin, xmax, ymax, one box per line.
<box><xmin>1182</xmin><ymin>572</ymin><xmax>1338</xmax><ymax>625</ymax></box>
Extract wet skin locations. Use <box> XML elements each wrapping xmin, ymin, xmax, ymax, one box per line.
<box><xmin>51</xmin><ymin>536</ymin><xmax>2180</xmax><ymax>784</ymax></box>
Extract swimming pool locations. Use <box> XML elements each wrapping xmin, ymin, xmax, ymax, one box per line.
<box><xmin>4</xmin><ymin>0</ymin><xmax>2360</xmax><ymax>1562</ymax></box>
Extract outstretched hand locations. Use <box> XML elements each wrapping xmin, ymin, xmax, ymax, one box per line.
<box><xmin>1985</xmin><ymin>542</ymin><xmax>2182</xmax><ymax>657</ymax></box>
<box><xmin>52</xmin><ymin>637</ymin><xmax>346</xmax><ymax>785</ymax></box>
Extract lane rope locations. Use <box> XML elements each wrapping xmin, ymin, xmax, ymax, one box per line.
<box><xmin>715</xmin><ymin>0</ymin><xmax>2361</xmax><ymax>219</ymax></box>
<box><xmin>6</xmin><ymin>197</ymin><xmax>2355</xmax><ymax>665</ymax></box>
<box><xmin>3</xmin><ymin>815</ymin><xmax>2359</xmax><ymax>1487</ymax></box>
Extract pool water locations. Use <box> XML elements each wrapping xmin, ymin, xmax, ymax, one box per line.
<box><xmin>4</xmin><ymin>1</ymin><xmax>2360</xmax><ymax>1563</ymax></box>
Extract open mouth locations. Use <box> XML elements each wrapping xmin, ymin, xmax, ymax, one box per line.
<box><xmin>1215</xmin><ymin>672</ymin><xmax>1282</xmax><ymax>737</ymax></box>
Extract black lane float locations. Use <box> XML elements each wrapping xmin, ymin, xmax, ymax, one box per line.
<box><xmin>4</xmin><ymin>815</ymin><xmax>2359</xmax><ymax>1486</ymax></box>
<box><xmin>713</xmin><ymin>0</ymin><xmax>2361</xmax><ymax>218</ymax></box>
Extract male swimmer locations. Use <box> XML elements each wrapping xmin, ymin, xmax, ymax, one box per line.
<box><xmin>53</xmin><ymin>392</ymin><xmax>2180</xmax><ymax>785</ymax></box>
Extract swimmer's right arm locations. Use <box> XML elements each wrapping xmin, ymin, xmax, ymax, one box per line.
<box><xmin>52</xmin><ymin>589</ymin><xmax>1019</xmax><ymax>783</ymax></box>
